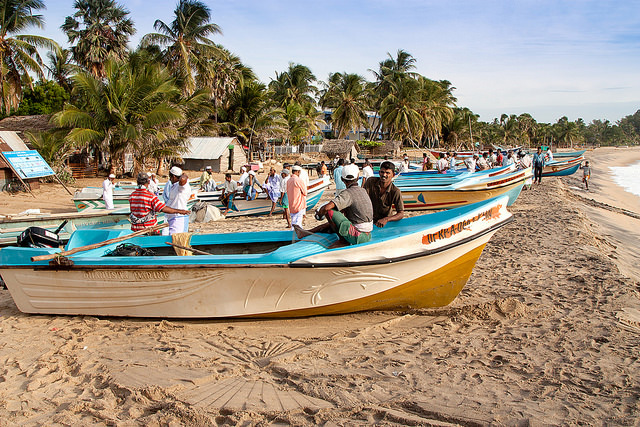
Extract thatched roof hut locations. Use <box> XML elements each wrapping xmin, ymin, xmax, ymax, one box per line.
<box><xmin>0</xmin><ymin>115</ymin><xmax>55</xmax><ymax>139</ymax></box>
<box><xmin>321</xmin><ymin>139</ymin><xmax>360</xmax><ymax>160</ymax></box>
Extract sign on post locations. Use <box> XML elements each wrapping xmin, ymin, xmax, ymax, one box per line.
<box><xmin>1</xmin><ymin>150</ymin><xmax>55</xmax><ymax>179</ymax></box>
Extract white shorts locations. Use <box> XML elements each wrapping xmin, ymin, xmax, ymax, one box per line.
<box><xmin>290</xmin><ymin>210</ymin><xmax>305</xmax><ymax>228</ymax></box>
<box><xmin>163</xmin><ymin>215</ymin><xmax>187</xmax><ymax>235</ymax></box>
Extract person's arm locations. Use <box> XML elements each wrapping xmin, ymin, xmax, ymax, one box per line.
<box><xmin>161</xmin><ymin>205</ymin><xmax>190</xmax><ymax>215</ymax></box>
<box><xmin>318</xmin><ymin>201</ymin><xmax>336</xmax><ymax>216</ymax></box>
<box><xmin>375</xmin><ymin>210</ymin><xmax>404</xmax><ymax>228</ymax></box>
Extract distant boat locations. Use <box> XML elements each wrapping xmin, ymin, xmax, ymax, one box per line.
<box><xmin>396</xmin><ymin>167</ymin><xmax>532</xmax><ymax>210</ymax></box>
<box><xmin>542</xmin><ymin>156</ymin><xmax>584</xmax><ymax>177</ymax></box>
<box><xmin>74</xmin><ymin>187</ymin><xmax>197</xmax><ymax>212</ymax></box>
<box><xmin>0</xmin><ymin>196</ymin><xmax>513</xmax><ymax>318</ymax></box>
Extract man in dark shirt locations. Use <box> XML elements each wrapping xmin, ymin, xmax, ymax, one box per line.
<box><xmin>363</xmin><ymin>160</ymin><xmax>404</xmax><ymax>227</ymax></box>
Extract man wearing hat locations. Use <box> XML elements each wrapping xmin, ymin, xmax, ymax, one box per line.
<box><xmin>199</xmin><ymin>165</ymin><xmax>216</xmax><ymax>192</ymax></box>
<box><xmin>286</xmin><ymin>165</ymin><xmax>307</xmax><ymax>228</ymax></box>
<box><xmin>102</xmin><ymin>173</ymin><xmax>116</xmax><ymax>209</ymax></box>
<box><xmin>297</xmin><ymin>164</ymin><xmax>373</xmax><ymax>245</ymax></box>
<box><xmin>128</xmin><ymin>172</ymin><xmax>190</xmax><ymax>232</ymax></box>
<box><xmin>163</xmin><ymin>166</ymin><xmax>192</xmax><ymax>235</ymax></box>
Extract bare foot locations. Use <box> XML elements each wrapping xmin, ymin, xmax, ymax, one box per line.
<box><xmin>293</xmin><ymin>224</ymin><xmax>314</xmax><ymax>239</ymax></box>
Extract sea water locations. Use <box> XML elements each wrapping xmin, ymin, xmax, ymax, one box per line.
<box><xmin>609</xmin><ymin>161</ymin><xmax>640</xmax><ymax>198</ymax></box>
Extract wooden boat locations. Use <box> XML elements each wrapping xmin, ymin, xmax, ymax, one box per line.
<box><xmin>74</xmin><ymin>187</ymin><xmax>197</xmax><ymax>212</ymax></box>
<box><xmin>197</xmin><ymin>176</ymin><xmax>330</xmax><ymax>217</ymax></box>
<box><xmin>0</xmin><ymin>210</ymin><xmax>132</xmax><ymax>246</ymax></box>
<box><xmin>0</xmin><ymin>196</ymin><xmax>513</xmax><ymax>318</ymax></box>
<box><xmin>397</xmin><ymin>167</ymin><xmax>532</xmax><ymax>210</ymax></box>
<box><xmin>542</xmin><ymin>156</ymin><xmax>583</xmax><ymax>177</ymax></box>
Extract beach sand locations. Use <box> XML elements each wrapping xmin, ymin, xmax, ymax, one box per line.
<box><xmin>1</xmin><ymin>148</ymin><xmax>639</xmax><ymax>425</ymax></box>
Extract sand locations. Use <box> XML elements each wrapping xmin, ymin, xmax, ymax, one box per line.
<box><xmin>1</xmin><ymin>148</ymin><xmax>639</xmax><ymax>425</ymax></box>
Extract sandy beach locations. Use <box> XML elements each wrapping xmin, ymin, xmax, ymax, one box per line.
<box><xmin>1</xmin><ymin>148</ymin><xmax>639</xmax><ymax>425</ymax></box>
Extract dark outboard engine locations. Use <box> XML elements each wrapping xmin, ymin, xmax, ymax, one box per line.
<box><xmin>17</xmin><ymin>220</ymin><xmax>67</xmax><ymax>248</ymax></box>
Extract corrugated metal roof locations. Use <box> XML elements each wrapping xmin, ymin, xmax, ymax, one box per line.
<box><xmin>183</xmin><ymin>137</ymin><xmax>238</xmax><ymax>160</ymax></box>
<box><xmin>0</xmin><ymin>131</ymin><xmax>29</xmax><ymax>151</ymax></box>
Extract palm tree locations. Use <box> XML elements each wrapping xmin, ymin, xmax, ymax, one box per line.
<box><xmin>45</xmin><ymin>46</ymin><xmax>75</xmax><ymax>93</ymax></box>
<box><xmin>0</xmin><ymin>0</ymin><xmax>57</xmax><ymax>114</ymax></box>
<box><xmin>221</xmin><ymin>79</ymin><xmax>287</xmax><ymax>146</ymax></box>
<box><xmin>379</xmin><ymin>76</ymin><xmax>423</xmax><ymax>143</ymax></box>
<box><xmin>268</xmin><ymin>63</ymin><xmax>318</xmax><ymax>109</ymax></box>
<box><xmin>61</xmin><ymin>0</ymin><xmax>135</xmax><ymax>78</ymax></box>
<box><xmin>54</xmin><ymin>58</ymin><xmax>186</xmax><ymax>175</ymax></box>
<box><xmin>319</xmin><ymin>72</ymin><xmax>370</xmax><ymax>138</ymax></box>
<box><xmin>416</xmin><ymin>77</ymin><xmax>455</xmax><ymax>146</ymax></box>
<box><xmin>140</xmin><ymin>0</ymin><xmax>222</xmax><ymax>95</ymax></box>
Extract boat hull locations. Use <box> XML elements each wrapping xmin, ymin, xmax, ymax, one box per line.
<box><xmin>0</xmin><ymin>196</ymin><xmax>512</xmax><ymax>318</ymax></box>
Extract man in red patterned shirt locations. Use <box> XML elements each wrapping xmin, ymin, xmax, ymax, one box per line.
<box><xmin>128</xmin><ymin>172</ymin><xmax>189</xmax><ymax>232</ymax></box>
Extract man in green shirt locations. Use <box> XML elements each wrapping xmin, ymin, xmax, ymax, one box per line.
<box><xmin>362</xmin><ymin>161</ymin><xmax>404</xmax><ymax>228</ymax></box>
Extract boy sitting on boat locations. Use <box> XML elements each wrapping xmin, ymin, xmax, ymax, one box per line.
<box><xmin>295</xmin><ymin>164</ymin><xmax>373</xmax><ymax>245</ymax></box>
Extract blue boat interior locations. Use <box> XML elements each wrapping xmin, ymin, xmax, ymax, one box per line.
<box><xmin>0</xmin><ymin>196</ymin><xmax>509</xmax><ymax>266</ymax></box>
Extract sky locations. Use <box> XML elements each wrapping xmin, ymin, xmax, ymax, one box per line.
<box><xmin>30</xmin><ymin>0</ymin><xmax>640</xmax><ymax>124</ymax></box>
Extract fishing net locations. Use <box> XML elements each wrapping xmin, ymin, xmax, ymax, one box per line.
<box><xmin>172</xmin><ymin>232</ymin><xmax>193</xmax><ymax>256</ymax></box>
<box><xmin>104</xmin><ymin>243</ymin><xmax>155</xmax><ymax>257</ymax></box>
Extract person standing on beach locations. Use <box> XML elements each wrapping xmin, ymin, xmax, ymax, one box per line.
<box><xmin>129</xmin><ymin>172</ymin><xmax>189</xmax><ymax>233</ymax></box>
<box><xmin>449</xmin><ymin>152</ymin><xmax>457</xmax><ymax>171</ymax></box>
<box><xmin>287</xmin><ymin>165</ymin><xmax>307</xmax><ymax>228</ymax></box>
<box><xmin>147</xmin><ymin>172</ymin><xmax>159</xmax><ymax>195</ymax></box>
<box><xmin>399</xmin><ymin>154</ymin><xmax>410</xmax><ymax>173</ymax></box>
<box><xmin>436</xmin><ymin>153</ymin><xmax>448</xmax><ymax>173</ymax></box>
<box><xmin>164</xmin><ymin>172</ymin><xmax>192</xmax><ymax>235</ymax></box>
<box><xmin>102</xmin><ymin>173</ymin><xmax>116</xmax><ymax>209</ymax></box>
<box><xmin>333</xmin><ymin>158</ymin><xmax>346</xmax><ymax>195</ymax></box>
<box><xmin>363</xmin><ymin>160</ymin><xmax>404</xmax><ymax>228</ymax></box>
<box><xmin>279</xmin><ymin>168</ymin><xmax>291</xmax><ymax>228</ymax></box>
<box><xmin>362</xmin><ymin>159</ymin><xmax>374</xmax><ymax>185</ymax></box>
<box><xmin>533</xmin><ymin>147</ymin><xmax>546</xmax><ymax>184</ymax></box>
<box><xmin>581</xmin><ymin>161</ymin><xmax>591</xmax><ymax>190</ymax></box>
<box><xmin>264</xmin><ymin>167</ymin><xmax>282</xmax><ymax>215</ymax></box>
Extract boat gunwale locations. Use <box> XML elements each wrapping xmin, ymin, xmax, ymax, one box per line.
<box><xmin>15</xmin><ymin>215</ymin><xmax>514</xmax><ymax>271</ymax></box>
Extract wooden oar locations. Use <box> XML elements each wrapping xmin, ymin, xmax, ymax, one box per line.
<box><xmin>164</xmin><ymin>241</ymin><xmax>212</xmax><ymax>256</ymax></box>
<box><xmin>31</xmin><ymin>223</ymin><xmax>168</xmax><ymax>262</ymax></box>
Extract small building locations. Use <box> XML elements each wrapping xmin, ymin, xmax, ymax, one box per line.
<box><xmin>180</xmin><ymin>137</ymin><xmax>247</xmax><ymax>173</ymax></box>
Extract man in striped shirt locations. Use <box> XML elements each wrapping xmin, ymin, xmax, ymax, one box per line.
<box><xmin>129</xmin><ymin>172</ymin><xmax>190</xmax><ymax>232</ymax></box>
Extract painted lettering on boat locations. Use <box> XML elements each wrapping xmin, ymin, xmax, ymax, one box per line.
<box><xmin>83</xmin><ymin>270</ymin><xmax>169</xmax><ymax>281</ymax></box>
<box><xmin>422</xmin><ymin>204</ymin><xmax>502</xmax><ymax>245</ymax></box>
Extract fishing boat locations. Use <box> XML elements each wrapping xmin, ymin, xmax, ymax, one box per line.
<box><xmin>198</xmin><ymin>176</ymin><xmax>331</xmax><ymax>217</ymax></box>
<box><xmin>0</xmin><ymin>196</ymin><xmax>512</xmax><ymax>318</ymax></box>
<box><xmin>542</xmin><ymin>156</ymin><xmax>584</xmax><ymax>177</ymax></box>
<box><xmin>0</xmin><ymin>210</ymin><xmax>132</xmax><ymax>246</ymax></box>
<box><xmin>397</xmin><ymin>167</ymin><xmax>532</xmax><ymax>210</ymax></box>
<box><xmin>74</xmin><ymin>187</ymin><xmax>197</xmax><ymax>212</ymax></box>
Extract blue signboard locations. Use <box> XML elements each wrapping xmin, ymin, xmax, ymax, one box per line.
<box><xmin>2</xmin><ymin>150</ymin><xmax>55</xmax><ymax>179</ymax></box>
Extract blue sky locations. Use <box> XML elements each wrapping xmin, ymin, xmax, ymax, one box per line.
<box><xmin>31</xmin><ymin>0</ymin><xmax>640</xmax><ymax>124</ymax></box>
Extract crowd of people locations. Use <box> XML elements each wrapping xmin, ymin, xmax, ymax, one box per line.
<box><xmin>103</xmin><ymin>145</ymin><xmax>586</xmax><ymax>245</ymax></box>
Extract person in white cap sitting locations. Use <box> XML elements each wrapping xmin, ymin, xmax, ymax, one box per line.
<box><xmin>199</xmin><ymin>165</ymin><xmax>216</xmax><ymax>192</ymax></box>
<box><xmin>162</xmin><ymin>166</ymin><xmax>192</xmax><ymax>235</ymax></box>
<box><xmin>295</xmin><ymin>164</ymin><xmax>373</xmax><ymax>245</ymax></box>
<box><xmin>237</xmin><ymin>166</ymin><xmax>248</xmax><ymax>187</ymax></box>
<box><xmin>102</xmin><ymin>173</ymin><xmax>116</xmax><ymax>209</ymax></box>
<box><xmin>243</xmin><ymin>170</ymin><xmax>262</xmax><ymax>200</ymax></box>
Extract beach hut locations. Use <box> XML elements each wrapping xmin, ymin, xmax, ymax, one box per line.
<box><xmin>180</xmin><ymin>137</ymin><xmax>247</xmax><ymax>172</ymax></box>
<box><xmin>321</xmin><ymin>139</ymin><xmax>360</xmax><ymax>161</ymax></box>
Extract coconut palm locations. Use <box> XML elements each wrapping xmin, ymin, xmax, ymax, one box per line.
<box><xmin>221</xmin><ymin>79</ymin><xmax>287</xmax><ymax>145</ymax></box>
<box><xmin>379</xmin><ymin>76</ymin><xmax>423</xmax><ymax>143</ymax></box>
<box><xmin>45</xmin><ymin>46</ymin><xmax>76</xmax><ymax>93</ymax></box>
<box><xmin>416</xmin><ymin>77</ymin><xmax>455</xmax><ymax>146</ymax></box>
<box><xmin>0</xmin><ymin>0</ymin><xmax>57</xmax><ymax>114</ymax></box>
<box><xmin>54</xmin><ymin>58</ymin><xmax>185</xmax><ymax>175</ymax></box>
<box><xmin>61</xmin><ymin>0</ymin><xmax>135</xmax><ymax>78</ymax></box>
<box><xmin>319</xmin><ymin>72</ymin><xmax>370</xmax><ymax>138</ymax></box>
<box><xmin>268</xmin><ymin>63</ymin><xmax>318</xmax><ymax>109</ymax></box>
<box><xmin>140</xmin><ymin>0</ymin><xmax>222</xmax><ymax>96</ymax></box>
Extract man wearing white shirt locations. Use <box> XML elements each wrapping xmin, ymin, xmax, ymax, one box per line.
<box><xmin>147</xmin><ymin>172</ymin><xmax>159</xmax><ymax>195</ymax></box>
<box><xmin>163</xmin><ymin>166</ymin><xmax>191</xmax><ymax>235</ymax></box>
<box><xmin>362</xmin><ymin>159</ymin><xmax>374</xmax><ymax>185</ymax></box>
<box><xmin>399</xmin><ymin>155</ymin><xmax>410</xmax><ymax>173</ymax></box>
<box><xmin>102</xmin><ymin>174</ymin><xmax>116</xmax><ymax>209</ymax></box>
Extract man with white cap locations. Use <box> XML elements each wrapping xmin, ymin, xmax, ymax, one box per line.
<box><xmin>163</xmin><ymin>166</ymin><xmax>192</xmax><ymax>235</ymax></box>
<box><xmin>128</xmin><ymin>172</ymin><xmax>189</xmax><ymax>232</ymax></box>
<box><xmin>102</xmin><ymin>173</ymin><xmax>116</xmax><ymax>209</ymax></box>
<box><xmin>163</xmin><ymin>166</ymin><xmax>182</xmax><ymax>204</ymax></box>
<box><xmin>296</xmin><ymin>164</ymin><xmax>373</xmax><ymax>245</ymax></box>
<box><xmin>199</xmin><ymin>165</ymin><xmax>216</xmax><ymax>192</ymax></box>
<box><xmin>278</xmin><ymin>168</ymin><xmax>291</xmax><ymax>228</ymax></box>
<box><xmin>237</xmin><ymin>166</ymin><xmax>249</xmax><ymax>187</ymax></box>
<box><xmin>286</xmin><ymin>165</ymin><xmax>307</xmax><ymax>228</ymax></box>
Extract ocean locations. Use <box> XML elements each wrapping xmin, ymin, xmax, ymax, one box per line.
<box><xmin>610</xmin><ymin>161</ymin><xmax>640</xmax><ymax>198</ymax></box>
